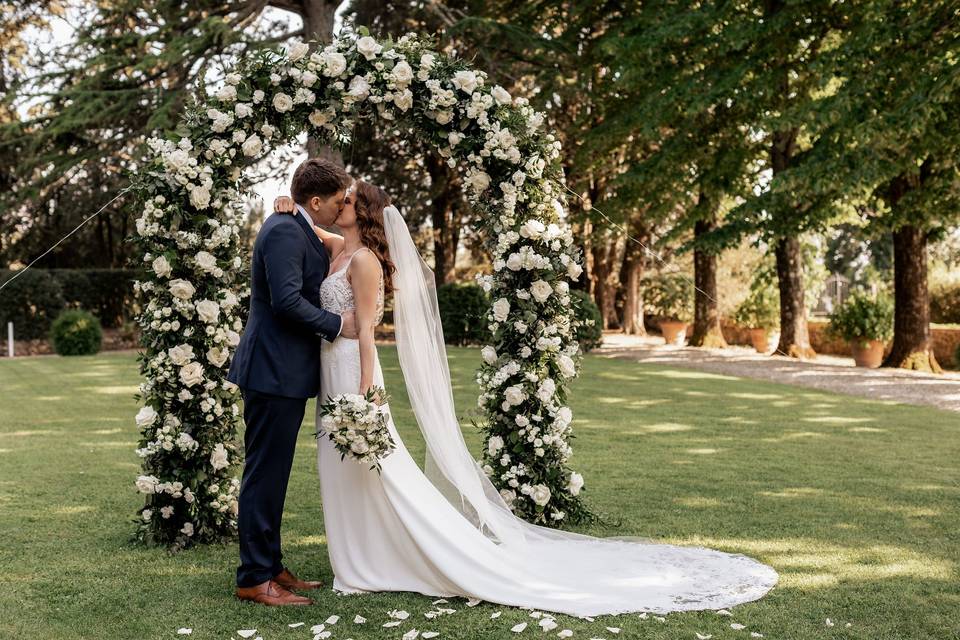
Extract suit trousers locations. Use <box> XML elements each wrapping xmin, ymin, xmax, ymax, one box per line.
<box><xmin>236</xmin><ymin>387</ymin><xmax>307</xmax><ymax>588</ymax></box>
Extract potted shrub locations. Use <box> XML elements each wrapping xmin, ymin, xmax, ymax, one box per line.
<box><xmin>733</xmin><ymin>286</ymin><xmax>780</xmax><ymax>353</ymax></box>
<box><xmin>827</xmin><ymin>290</ymin><xmax>893</xmax><ymax>368</ymax></box>
<box><xmin>643</xmin><ymin>274</ymin><xmax>693</xmax><ymax>345</ymax></box>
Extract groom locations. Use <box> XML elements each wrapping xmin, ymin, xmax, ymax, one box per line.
<box><xmin>227</xmin><ymin>158</ymin><xmax>357</xmax><ymax>606</ymax></box>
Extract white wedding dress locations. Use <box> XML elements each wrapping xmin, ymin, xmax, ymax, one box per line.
<box><xmin>314</xmin><ymin>210</ymin><xmax>777</xmax><ymax>617</ymax></box>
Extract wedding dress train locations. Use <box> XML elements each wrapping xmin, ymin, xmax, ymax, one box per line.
<box><xmin>314</xmin><ymin>212</ymin><xmax>777</xmax><ymax>617</ymax></box>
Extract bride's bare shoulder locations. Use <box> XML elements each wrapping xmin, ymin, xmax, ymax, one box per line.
<box><xmin>347</xmin><ymin>247</ymin><xmax>382</xmax><ymax>280</ymax></box>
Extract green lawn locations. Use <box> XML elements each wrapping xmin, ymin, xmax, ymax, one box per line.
<box><xmin>1</xmin><ymin>348</ymin><xmax>958</xmax><ymax>640</ymax></box>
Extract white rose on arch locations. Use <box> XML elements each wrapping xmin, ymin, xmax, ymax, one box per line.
<box><xmin>210</xmin><ymin>443</ymin><xmax>230</xmax><ymax>470</ymax></box>
<box><xmin>195</xmin><ymin>299</ymin><xmax>221</xmax><ymax>324</ymax></box>
<box><xmin>492</xmin><ymin>298</ymin><xmax>510</xmax><ymax>322</ymax></box>
<box><xmin>530</xmin><ymin>280</ymin><xmax>553</xmax><ymax>304</ymax></box>
<box><xmin>567</xmin><ymin>472</ymin><xmax>584</xmax><ymax>496</ymax></box>
<box><xmin>356</xmin><ymin>36</ymin><xmax>383</xmax><ymax>60</ymax></box>
<box><xmin>179</xmin><ymin>362</ymin><xmax>205</xmax><ymax>388</ymax></box>
<box><xmin>135</xmin><ymin>406</ymin><xmax>158</xmax><ymax>428</ymax></box>
<box><xmin>169</xmin><ymin>279</ymin><xmax>196</xmax><ymax>300</ymax></box>
<box><xmin>530</xmin><ymin>484</ymin><xmax>552</xmax><ymax>507</ymax></box>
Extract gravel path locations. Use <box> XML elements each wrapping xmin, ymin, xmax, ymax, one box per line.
<box><xmin>597</xmin><ymin>333</ymin><xmax>960</xmax><ymax>413</ymax></box>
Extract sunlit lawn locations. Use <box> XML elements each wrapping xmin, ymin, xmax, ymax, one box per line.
<box><xmin>1</xmin><ymin>348</ymin><xmax>958</xmax><ymax>639</ymax></box>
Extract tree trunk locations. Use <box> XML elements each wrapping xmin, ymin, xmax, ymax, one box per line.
<box><xmin>774</xmin><ymin>236</ymin><xmax>816</xmax><ymax>358</ymax></box>
<box><xmin>619</xmin><ymin>241</ymin><xmax>647</xmax><ymax>335</ymax></box>
<box><xmin>883</xmin><ymin>225</ymin><xmax>941</xmax><ymax>372</ymax></box>
<box><xmin>688</xmin><ymin>209</ymin><xmax>727</xmax><ymax>348</ymax></box>
<box><xmin>302</xmin><ymin>0</ymin><xmax>341</xmax><ymax>160</ymax></box>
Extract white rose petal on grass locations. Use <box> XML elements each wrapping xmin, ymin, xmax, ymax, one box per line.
<box><xmin>176</xmin><ymin>629</ymin><xmax>192</xmax><ymax>635</ymax></box>
<box><xmin>432</xmin><ymin>599</ymin><xmax>449</xmax><ymax>605</ymax></box>
<box><xmin>389</xmin><ymin>609</ymin><xmax>411</xmax><ymax>620</ymax></box>
<box><xmin>466</xmin><ymin>598</ymin><xmax>481</xmax><ymax>607</ymax></box>
<box><xmin>750</xmin><ymin>633</ymin><xmax>764</xmax><ymax>638</ymax></box>
<box><xmin>557</xmin><ymin>631</ymin><xmax>573</xmax><ymax>638</ymax></box>
<box><xmin>716</xmin><ymin>609</ymin><xmax>732</xmax><ymax>616</ymax></box>
<box><xmin>538</xmin><ymin>619</ymin><xmax>558</xmax><ymax>632</ymax></box>
<box><xmin>696</xmin><ymin>634</ymin><xmax>713</xmax><ymax>640</ymax></box>
<box><xmin>402</xmin><ymin>630</ymin><xmax>421</xmax><ymax>640</ymax></box>
<box><xmin>491</xmin><ymin>611</ymin><xmax>502</xmax><ymax>619</ymax></box>
<box><xmin>325</xmin><ymin>615</ymin><xmax>339</xmax><ymax>624</ymax></box>
<box><xmin>288</xmin><ymin>622</ymin><xmax>305</xmax><ymax>628</ymax></box>
<box><xmin>310</xmin><ymin>624</ymin><xmax>325</xmax><ymax>634</ymax></box>
<box><xmin>353</xmin><ymin>615</ymin><xmax>366</xmax><ymax>624</ymax></box>
<box><xmin>731</xmin><ymin>623</ymin><xmax>746</xmax><ymax>630</ymax></box>
<box><xmin>383</xmin><ymin>621</ymin><xmax>402</xmax><ymax>628</ymax></box>
<box><xmin>422</xmin><ymin>633</ymin><xmax>440</xmax><ymax>639</ymax></box>
<box><xmin>510</xmin><ymin>622</ymin><xmax>527</xmax><ymax>633</ymax></box>
<box><xmin>237</xmin><ymin>631</ymin><xmax>257</xmax><ymax>639</ymax></box>
<box><xmin>825</xmin><ymin>619</ymin><xmax>834</xmax><ymax>627</ymax></box>
<box><xmin>605</xmin><ymin>627</ymin><xmax>621</xmax><ymax>634</ymax></box>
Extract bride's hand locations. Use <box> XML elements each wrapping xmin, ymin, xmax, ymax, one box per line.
<box><xmin>361</xmin><ymin>384</ymin><xmax>384</xmax><ymax>405</ymax></box>
<box><xmin>273</xmin><ymin>196</ymin><xmax>295</xmax><ymax>214</ymax></box>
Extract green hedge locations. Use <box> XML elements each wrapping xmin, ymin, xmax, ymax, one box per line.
<box><xmin>436</xmin><ymin>282</ymin><xmax>491</xmax><ymax>346</ymax></box>
<box><xmin>0</xmin><ymin>269</ymin><xmax>137</xmax><ymax>340</ymax></box>
<box><xmin>51</xmin><ymin>309</ymin><xmax>103</xmax><ymax>356</ymax></box>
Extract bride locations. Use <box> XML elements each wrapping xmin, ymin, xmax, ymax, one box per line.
<box><xmin>274</xmin><ymin>183</ymin><xmax>777</xmax><ymax>616</ymax></box>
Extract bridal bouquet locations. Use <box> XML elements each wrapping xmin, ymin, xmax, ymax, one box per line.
<box><xmin>316</xmin><ymin>387</ymin><xmax>396</xmax><ymax>473</ymax></box>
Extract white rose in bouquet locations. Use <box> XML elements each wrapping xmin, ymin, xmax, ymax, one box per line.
<box><xmin>356</xmin><ymin>36</ymin><xmax>383</xmax><ymax>60</ymax></box>
<box><xmin>272</xmin><ymin>92</ymin><xmax>293</xmax><ymax>112</ymax></box>
<box><xmin>487</xmin><ymin>435</ymin><xmax>504</xmax><ymax>456</ymax></box>
<box><xmin>481</xmin><ymin>345</ymin><xmax>498</xmax><ymax>364</ymax></box>
<box><xmin>189</xmin><ymin>184</ymin><xmax>211</xmax><ymax>209</ymax></box>
<box><xmin>287</xmin><ymin>41</ymin><xmax>310</xmax><ymax>62</ymax></box>
<box><xmin>207</xmin><ymin>346</ymin><xmax>228</xmax><ymax>368</ymax></box>
<box><xmin>392</xmin><ymin>89</ymin><xmax>413</xmax><ymax>112</ymax></box>
<box><xmin>194</xmin><ymin>250</ymin><xmax>217</xmax><ymax>273</ymax></box>
<box><xmin>195</xmin><ymin>299</ymin><xmax>220</xmax><ymax>324</ymax></box>
<box><xmin>530</xmin><ymin>483</ymin><xmax>551</xmax><ymax>506</ymax></box>
<box><xmin>301</xmin><ymin>70</ymin><xmax>318</xmax><ymax>87</ymax></box>
<box><xmin>135</xmin><ymin>406</ymin><xmax>158</xmax><ymax>428</ymax></box>
<box><xmin>216</xmin><ymin>84</ymin><xmax>237</xmax><ymax>102</ymax></box>
<box><xmin>168</xmin><ymin>344</ymin><xmax>195</xmax><ymax>366</ymax></box>
<box><xmin>451</xmin><ymin>70</ymin><xmax>479</xmax><ymax>94</ymax></box>
<box><xmin>179</xmin><ymin>361</ymin><xmax>205</xmax><ymax>387</ymax></box>
<box><xmin>321</xmin><ymin>51</ymin><xmax>347</xmax><ymax>77</ymax></box>
<box><xmin>492</xmin><ymin>298</ymin><xmax>510</xmax><ymax>322</ymax></box>
<box><xmin>567</xmin><ymin>471</ymin><xmax>584</xmax><ymax>496</ymax></box>
<box><xmin>169</xmin><ymin>279</ymin><xmax>195</xmax><ymax>300</ymax></box>
<box><xmin>152</xmin><ymin>256</ymin><xmax>172</xmax><ymax>278</ymax></box>
<box><xmin>530</xmin><ymin>280</ymin><xmax>552</xmax><ymax>303</ymax></box>
<box><xmin>210</xmin><ymin>442</ymin><xmax>230</xmax><ymax>470</ymax></box>
<box><xmin>556</xmin><ymin>354</ymin><xmax>576</xmax><ymax>378</ymax></box>
<box><xmin>241</xmin><ymin>133</ymin><xmax>263</xmax><ymax>157</ymax></box>
<box><xmin>567</xmin><ymin>261</ymin><xmax>583</xmax><ymax>280</ymax></box>
<box><xmin>491</xmin><ymin>85</ymin><xmax>512</xmax><ymax>105</ymax></box>
<box><xmin>504</xmin><ymin>385</ymin><xmax>526</xmax><ymax>406</ymax></box>
<box><xmin>348</xmin><ymin>75</ymin><xmax>370</xmax><ymax>100</ymax></box>
<box><xmin>391</xmin><ymin>60</ymin><xmax>414</xmax><ymax>85</ymax></box>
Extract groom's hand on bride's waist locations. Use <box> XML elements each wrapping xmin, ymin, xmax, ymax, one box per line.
<box><xmin>338</xmin><ymin>309</ymin><xmax>358</xmax><ymax>339</ymax></box>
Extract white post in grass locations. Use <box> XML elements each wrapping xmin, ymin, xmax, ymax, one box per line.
<box><xmin>6</xmin><ymin>322</ymin><xmax>12</xmax><ymax>358</ymax></box>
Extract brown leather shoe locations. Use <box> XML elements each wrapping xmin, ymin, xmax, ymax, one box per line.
<box><xmin>235</xmin><ymin>579</ymin><xmax>312</xmax><ymax>606</ymax></box>
<box><xmin>274</xmin><ymin>567</ymin><xmax>323</xmax><ymax>591</ymax></box>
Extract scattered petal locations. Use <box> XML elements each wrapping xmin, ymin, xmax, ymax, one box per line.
<box><xmin>581</xmin><ymin>616</ymin><xmax>595</xmax><ymax>622</ymax></box>
<box><xmin>696</xmin><ymin>634</ymin><xmax>713</xmax><ymax>640</ymax></box>
<box><xmin>383</xmin><ymin>621</ymin><xmax>402</xmax><ymax>628</ymax></box>
<box><xmin>353</xmin><ymin>615</ymin><xmax>366</xmax><ymax>624</ymax></box>
<box><xmin>402</xmin><ymin>629</ymin><xmax>420</xmax><ymax>640</ymax></box>
<box><xmin>176</xmin><ymin>630</ymin><xmax>192</xmax><ymax>635</ymax></box>
<box><xmin>466</xmin><ymin>598</ymin><xmax>482</xmax><ymax>607</ymax></box>
<box><xmin>654</xmin><ymin>616</ymin><xmax>666</xmax><ymax>623</ymax></box>
<box><xmin>557</xmin><ymin>631</ymin><xmax>573</xmax><ymax>638</ymax></box>
<box><xmin>825</xmin><ymin>619</ymin><xmax>834</xmax><ymax>628</ymax></box>
<box><xmin>288</xmin><ymin>623</ymin><xmax>305</xmax><ymax>629</ymax></box>
<box><xmin>491</xmin><ymin>612</ymin><xmax>502</xmax><ymax>619</ymax></box>
<box><xmin>539</xmin><ymin>619</ymin><xmax>558</xmax><ymax>632</ymax></box>
<box><xmin>316</xmin><ymin>633</ymin><xmax>331</xmax><ymax>640</ymax></box>
<box><xmin>511</xmin><ymin>622</ymin><xmax>528</xmax><ymax>633</ymax></box>
<box><xmin>605</xmin><ymin>628</ymin><xmax>620</xmax><ymax>634</ymax></box>
<box><xmin>436</xmin><ymin>608</ymin><xmax>456</xmax><ymax>615</ymax></box>
<box><xmin>731</xmin><ymin>623</ymin><xmax>746</xmax><ymax>630</ymax></box>
<box><xmin>529</xmin><ymin>611</ymin><xmax>543</xmax><ymax>619</ymax></box>
<box><xmin>716</xmin><ymin>610</ymin><xmax>732</xmax><ymax>617</ymax></box>
<box><xmin>422</xmin><ymin>633</ymin><xmax>440</xmax><ymax>639</ymax></box>
<box><xmin>432</xmin><ymin>599</ymin><xmax>449</xmax><ymax>605</ymax></box>
<box><xmin>424</xmin><ymin>612</ymin><xmax>439</xmax><ymax>619</ymax></box>
<box><xmin>237</xmin><ymin>631</ymin><xmax>257</xmax><ymax>639</ymax></box>
<box><xmin>638</xmin><ymin>613</ymin><xmax>648</xmax><ymax>619</ymax></box>
<box><xmin>326</xmin><ymin>615</ymin><xmax>340</xmax><ymax>624</ymax></box>
<box><xmin>750</xmin><ymin>633</ymin><xmax>764</xmax><ymax>638</ymax></box>
<box><xmin>310</xmin><ymin>625</ymin><xmax>325</xmax><ymax>634</ymax></box>
<box><xmin>390</xmin><ymin>609</ymin><xmax>411</xmax><ymax>620</ymax></box>
<box><xmin>845</xmin><ymin>623</ymin><xmax>852</xmax><ymax>628</ymax></box>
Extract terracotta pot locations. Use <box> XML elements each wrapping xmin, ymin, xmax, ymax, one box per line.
<box><xmin>749</xmin><ymin>328</ymin><xmax>780</xmax><ymax>354</ymax></box>
<box><xmin>851</xmin><ymin>338</ymin><xmax>885</xmax><ymax>368</ymax></box>
<box><xmin>660</xmin><ymin>320</ymin><xmax>688</xmax><ymax>345</ymax></box>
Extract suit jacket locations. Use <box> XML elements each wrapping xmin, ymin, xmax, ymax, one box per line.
<box><xmin>227</xmin><ymin>210</ymin><xmax>341</xmax><ymax>399</ymax></box>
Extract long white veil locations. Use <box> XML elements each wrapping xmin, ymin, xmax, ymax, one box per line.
<box><xmin>383</xmin><ymin>205</ymin><xmax>528</xmax><ymax>548</ymax></box>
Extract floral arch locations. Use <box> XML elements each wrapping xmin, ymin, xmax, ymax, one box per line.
<box><xmin>130</xmin><ymin>32</ymin><xmax>589</xmax><ymax>548</ymax></box>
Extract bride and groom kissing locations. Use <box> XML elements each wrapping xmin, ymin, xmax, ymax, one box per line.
<box><xmin>226</xmin><ymin>157</ymin><xmax>779</xmax><ymax>614</ymax></box>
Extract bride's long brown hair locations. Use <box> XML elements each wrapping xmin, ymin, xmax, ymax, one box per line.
<box><xmin>353</xmin><ymin>180</ymin><xmax>397</xmax><ymax>295</ymax></box>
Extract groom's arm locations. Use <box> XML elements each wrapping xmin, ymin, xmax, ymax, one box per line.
<box><xmin>262</xmin><ymin>222</ymin><xmax>343</xmax><ymax>342</ymax></box>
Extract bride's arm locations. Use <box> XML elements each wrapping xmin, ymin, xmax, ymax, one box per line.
<box><xmin>348</xmin><ymin>249</ymin><xmax>383</xmax><ymax>397</ymax></box>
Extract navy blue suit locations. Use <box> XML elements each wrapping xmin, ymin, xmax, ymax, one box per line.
<box><xmin>227</xmin><ymin>209</ymin><xmax>341</xmax><ymax>588</ymax></box>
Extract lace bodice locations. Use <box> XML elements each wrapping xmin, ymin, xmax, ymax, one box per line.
<box><xmin>319</xmin><ymin>249</ymin><xmax>385</xmax><ymax>326</ymax></box>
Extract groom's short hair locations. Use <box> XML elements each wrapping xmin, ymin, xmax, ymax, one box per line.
<box><xmin>291</xmin><ymin>158</ymin><xmax>352</xmax><ymax>204</ymax></box>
